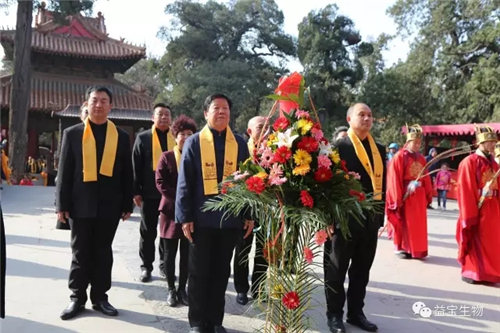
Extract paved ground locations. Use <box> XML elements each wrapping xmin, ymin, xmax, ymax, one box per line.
<box><xmin>0</xmin><ymin>185</ymin><xmax>499</xmax><ymax>333</ymax></box>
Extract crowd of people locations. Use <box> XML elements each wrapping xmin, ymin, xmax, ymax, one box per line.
<box><xmin>0</xmin><ymin>84</ymin><xmax>496</xmax><ymax>333</ymax></box>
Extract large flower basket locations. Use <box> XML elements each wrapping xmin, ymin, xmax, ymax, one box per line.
<box><xmin>203</xmin><ymin>72</ymin><xmax>382</xmax><ymax>332</ymax></box>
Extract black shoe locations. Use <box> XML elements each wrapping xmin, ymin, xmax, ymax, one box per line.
<box><xmin>462</xmin><ymin>276</ymin><xmax>477</xmax><ymax>284</ymax></box>
<box><xmin>60</xmin><ymin>301</ymin><xmax>85</xmax><ymax>320</ymax></box>
<box><xmin>327</xmin><ymin>316</ymin><xmax>346</xmax><ymax>333</ymax></box>
<box><xmin>214</xmin><ymin>326</ymin><xmax>228</xmax><ymax>333</ymax></box>
<box><xmin>140</xmin><ymin>268</ymin><xmax>151</xmax><ymax>282</ymax></box>
<box><xmin>92</xmin><ymin>300</ymin><xmax>118</xmax><ymax>316</ymax></box>
<box><xmin>189</xmin><ymin>328</ymin><xmax>205</xmax><ymax>333</ymax></box>
<box><xmin>395</xmin><ymin>252</ymin><xmax>411</xmax><ymax>259</ymax></box>
<box><xmin>236</xmin><ymin>293</ymin><xmax>249</xmax><ymax>305</ymax></box>
<box><xmin>167</xmin><ymin>289</ymin><xmax>178</xmax><ymax>307</ymax></box>
<box><xmin>159</xmin><ymin>270</ymin><xmax>166</xmax><ymax>279</ymax></box>
<box><xmin>346</xmin><ymin>314</ymin><xmax>378</xmax><ymax>332</ymax></box>
<box><xmin>177</xmin><ymin>288</ymin><xmax>189</xmax><ymax>306</ymax></box>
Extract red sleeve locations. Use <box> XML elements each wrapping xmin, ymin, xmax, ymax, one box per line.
<box><xmin>385</xmin><ymin>151</ymin><xmax>404</xmax><ymax>228</ymax></box>
<box><xmin>456</xmin><ymin>157</ymin><xmax>480</xmax><ymax>264</ymax></box>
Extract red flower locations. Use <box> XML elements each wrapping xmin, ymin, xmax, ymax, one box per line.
<box><xmin>275</xmin><ymin>72</ymin><xmax>302</xmax><ymax>115</ymax></box>
<box><xmin>273</xmin><ymin>146</ymin><xmax>292</xmax><ymax>164</ymax></box>
<box><xmin>273</xmin><ymin>117</ymin><xmax>290</xmax><ymax>132</ymax></box>
<box><xmin>303</xmin><ymin>247</ymin><xmax>313</xmax><ymax>264</ymax></box>
<box><xmin>297</xmin><ymin>136</ymin><xmax>319</xmax><ymax>153</ymax></box>
<box><xmin>312</xmin><ymin>121</ymin><xmax>322</xmax><ymax>131</ymax></box>
<box><xmin>275</xmin><ymin>72</ymin><xmax>302</xmax><ymax>95</ymax></box>
<box><xmin>246</xmin><ymin>176</ymin><xmax>266</xmax><ymax>194</ymax></box>
<box><xmin>314</xmin><ymin>167</ymin><xmax>333</xmax><ymax>183</ymax></box>
<box><xmin>320</xmin><ymin>137</ymin><xmax>329</xmax><ymax>145</ymax></box>
<box><xmin>300</xmin><ymin>190</ymin><xmax>314</xmax><ymax>208</ymax></box>
<box><xmin>340</xmin><ymin>160</ymin><xmax>349</xmax><ymax>173</ymax></box>
<box><xmin>282</xmin><ymin>291</ymin><xmax>300</xmax><ymax>310</ymax></box>
<box><xmin>221</xmin><ymin>182</ymin><xmax>230</xmax><ymax>194</ymax></box>
<box><xmin>315</xmin><ymin>230</ymin><xmax>328</xmax><ymax>246</ymax></box>
<box><xmin>349</xmin><ymin>189</ymin><xmax>366</xmax><ymax>202</ymax></box>
<box><xmin>275</xmin><ymin>325</ymin><xmax>287</xmax><ymax>333</ymax></box>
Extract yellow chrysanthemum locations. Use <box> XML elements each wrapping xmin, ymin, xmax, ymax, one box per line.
<box><xmin>344</xmin><ymin>174</ymin><xmax>350</xmax><ymax>180</ymax></box>
<box><xmin>256</xmin><ymin>171</ymin><xmax>268</xmax><ymax>179</ymax></box>
<box><xmin>293</xmin><ymin>149</ymin><xmax>312</xmax><ymax>166</ymax></box>
<box><xmin>271</xmin><ymin>284</ymin><xmax>285</xmax><ymax>298</ymax></box>
<box><xmin>292</xmin><ymin>164</ymin><xmax>311</xmax><ymax>176</ymax></box>
<box><xmin>267</xmin><ymin>133</ymin><xmax>278</xmax><ymax>147</ymax></box>
<box><xmin>330</xmin><ymin>151</ymin><xmax>341</xmax><ymax>164</ymax></box>
<box><xmin>297</xmin><ymin>119</ymin><xmax>314</xmax><ymax>135</ymax></box>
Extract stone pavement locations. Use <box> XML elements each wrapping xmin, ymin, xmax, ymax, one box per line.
<box><xmin>0</xmin><ymin>185</ymin><xmax>499</xmax><ymax>333</ymax></box>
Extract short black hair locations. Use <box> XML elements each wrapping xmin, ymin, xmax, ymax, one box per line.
<box><xmin>333</xmin><ymin>126</ymin><xmax>348</xmax><ymax>139</ymax></box>
<box><xmin>203</xmin><ymin>93</ymin><xmax>232</xmax><ymax>111</ymax></box>
<box><xmin>86</xmin><ymin>86</ymin><xmax>113</xmax><ymax>104</ymax></box>
<box><xmin>153</xmin><ymin>103</ymin><xmax>171</xmax><ymax>111</ymax></box>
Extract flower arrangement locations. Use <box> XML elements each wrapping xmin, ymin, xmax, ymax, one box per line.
<box><xmin>204</xmin><ymin>72</ymin><xmax>381</xmax><ymax>332</ymax></box>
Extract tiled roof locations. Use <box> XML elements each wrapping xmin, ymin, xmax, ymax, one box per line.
<box><xmin>53</xmin><ymin>105</ymin><xmax>153</xmax><ymax>121</ymax></box>
<box><xmin>401</xmin><ymin>124</ymin><xmax>500</xmax><ymax>136</ymax></box>
<box><xmin>0</xmin><ymin>72</ymin><xmax>153</xmax><ymax>114</ymax></box>
<box><xmin>0</xmin><ymin>29</ymin><xmax>146</xmax><ymax>60</ymax></box>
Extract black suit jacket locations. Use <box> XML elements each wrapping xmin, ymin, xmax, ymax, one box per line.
<box><xmin>335</xmin><ymin>135</ymin><xmax>387</xmax><ymax>230</ymax></box>
<box><xmin>0</xmin><ymin>203</ymin><xmax>5</xmax><ymax>318</ymax></box>
<box><xmin>132</xmin><ymin>129</ymin><xmax>170</xmax><ymax>199</ymax></box>
<box><xmin>56</xmin><ymin>122</ymin><xmax>134</xmax><ymax>219</ymax></box>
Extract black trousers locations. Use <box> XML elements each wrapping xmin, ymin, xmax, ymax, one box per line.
<box><xmin>188</xmin><ymin>227</ymin><xmax>239</xmax><ymax>328</ymax></box>
<box><xmin>233</xmin><ymin>231</ymin><xmax>254</xmax><ymax>294</ymax></box>
<box><xmin>69</xmin><ymin>217</ymin><xmax>120</xmax><ymax>304</ymax></box>
<box><xmin>139</xmin><ymin>198</ymin><xmax>164</xmax><ymax>272</ymax></box>
<box><xmin>324</xmin><ymin>226</ymin><xmax>378</xmax><ymax>318</ymax></box>
<box><xmin>162</xmin><ymin>237</ymin><xmax>189</xmax><ymax>290</ymax></box>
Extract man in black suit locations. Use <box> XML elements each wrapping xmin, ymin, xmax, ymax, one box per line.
<box><xmin>56</xmin><ymin>86</ymin><xmax>133</xmax><ymax>320</ymax></box>
<box><xmin>324</xmin><ymin>103</ymin><xmax>386</xmax><ymax>333</ymax></box>
<box><xmin>132</xmin><ymin>103</ymin><xmax>174</xmax><ymax>282</ymax></box>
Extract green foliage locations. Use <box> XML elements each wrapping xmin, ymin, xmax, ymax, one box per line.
<box><xmin>156</xmin><ymin>0</ymin><xmax>295</xmax><ymax>132</ymax></box>
<box><xmin>297</xmin><ymin>4</ymin><xmax>372</xmax><ymax>134</ymax></box>
<box><xmin>358</xmin><ymin>0</ymin><xmax>500</xmax><ymax>145</ymax></box>
<box><xmin>115</xmin><ymin>57</ymin><xmax>164</xmax><ymax>101</ymax></box>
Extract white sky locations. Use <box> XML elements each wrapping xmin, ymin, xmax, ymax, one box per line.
<box><xmin>0</xmin><ymin>0</ymin><xmax>410</xmax><ymax>71</ymax></box>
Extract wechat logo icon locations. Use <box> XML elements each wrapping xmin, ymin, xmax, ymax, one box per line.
<box><xmin>412</xmin><ymin>301</ymin><xmax>432</xmax><ymax>318</ymax></box>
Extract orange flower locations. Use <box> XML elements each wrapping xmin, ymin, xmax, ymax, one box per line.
<box><xmin>303</xmin><ymin>247</ymin><xmax>313</xmax><ymax>264</ymax></box>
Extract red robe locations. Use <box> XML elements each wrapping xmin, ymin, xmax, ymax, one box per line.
<box><xmin>456</xmin><ymin>152</ymin><xmax>500</xmax><ymax>283</ymax></box>
<box><xmin>386</xmin><ymin>149</ymin><xmax>432</xmax><ymax>258</ymax></box>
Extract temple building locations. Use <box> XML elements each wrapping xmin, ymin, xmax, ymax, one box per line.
<box><xmin>0</xmin><ymin>3</ymin><xmax>154</xmax><ymax>160</ymax></box>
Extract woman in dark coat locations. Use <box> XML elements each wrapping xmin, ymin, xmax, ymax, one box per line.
<box><xmin>155</xmin><ymin>115</ymin><xmax>197</xmax><ymax>307</ymax></box>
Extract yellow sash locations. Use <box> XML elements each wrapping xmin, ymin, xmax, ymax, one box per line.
<box><xmin>152</xmin><ymin>126</ymin><xmax>175</xmax><ymax>171</ymax></box>
<box><xmin>200</xmin><ymin>125</ymin><xmax>238</xmax><ymax>195</ymax></box>
<box><xmin>1</xmin><ymin>150</ymin><xmax>11</xmax><ymax>183</ymax></box>
<box><xmin>347</xmin><ymin>128</ymin><xmax>383</xmax><ymax>200</ymax></box>
<box><xmin>173</xmin><ymin>145</ymin><xmax>181</xmax><ymax>171</ymax></box>
<box><xmin>247</xmin><ymin>137</ymin><xmax>255</xmax><ymax>155</ymax></box>
<box><xmin>82</xmin><ymin>118</ymin><xmax>118</xmax><ymax>182</ymax></box>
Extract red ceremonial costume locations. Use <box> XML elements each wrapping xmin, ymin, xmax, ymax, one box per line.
<box><xmin>456</xmin><ymin>150</ymin><xmax>500</xmax><ymax>283</ymax></box>
<box><xmin>386</xmin><ymin>146</ymin><xmax>432</xmax><ymax>259</ymax></box>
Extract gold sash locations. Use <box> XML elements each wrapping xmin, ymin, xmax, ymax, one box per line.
<box><xmin>247</xmin><ymin>137</ymin><xmax>255</xmax><ymax>155</ymax></box>
<box><xmin>152</xmin><ymin>126</ymin><xmax>175</xmax><ymax>171</ymax></box>
<box><xmin>173</xmin><ymin>145</ymin><xmax>182</xmax><ymax>171</ymax></box>
<box><xmin>82</xmin><ymin>118</ymin><xmax>118</xmax><ymax>182</ymax></box>
<box><xmin>200</xmin><ymin>125</ymin><xmax>238</xmax><ymax>195</ymax></box>
<box><xmin>347</xmin><ymin>128</ymin><xmax>383</xmax><ymax>200</ymax></box>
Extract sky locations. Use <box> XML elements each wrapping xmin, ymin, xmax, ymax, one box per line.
<box><xmin>0</xmin><ymin>0</ymin><xmax>410</xmax><ymax>71</ymax></box>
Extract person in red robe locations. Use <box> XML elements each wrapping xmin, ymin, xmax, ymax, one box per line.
<box><xmin>456</xmin><ymin>125</ymin><xmax>500</xmax><ymax>284</ymax></box>
<box><xmin>386</xmin><ymin>124</ymin><xmax>433</xmax><ymax>259</ymax></box>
